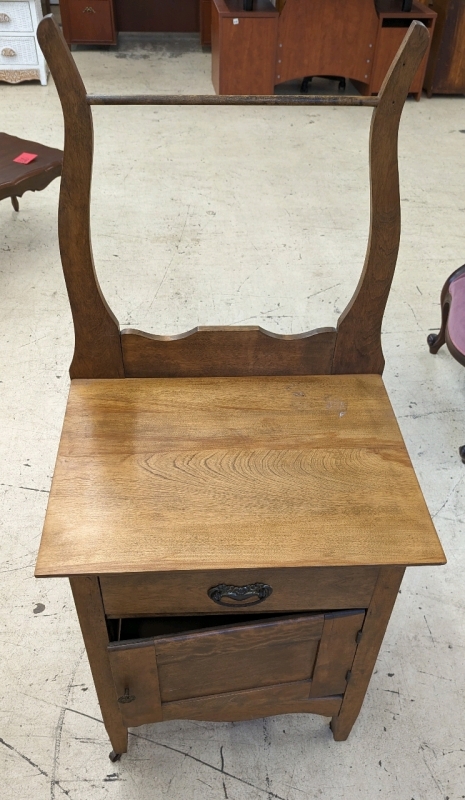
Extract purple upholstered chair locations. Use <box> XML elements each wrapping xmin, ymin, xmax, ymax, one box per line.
<box><xmin>428</xmin><ymin>264</ymin><xmax>465</xmax><ymax>463</ymax></box>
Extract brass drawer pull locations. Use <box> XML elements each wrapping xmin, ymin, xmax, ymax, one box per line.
<box><xmin>0</xmin><ymin>13</ymin><xmax>11</xmax><ymax>23</ymax></box>
<box><xmin>83</xmin><ymin>6</ymin><xmax>96</xmax><ymax>12</ymax></box>
<box><xmin>117</xmin><ymin>687</ymin><xmax>135</xmax><ymax>704</ymax></box>
<box><xmin>1</xmin><ymin>47</ymin><xmax>16</xmax><ymax>57</ymax></box>
<box><xmin>208</xmin><ymin>582</ymin><xmax>272</xmax><ymax>607</ymax></box>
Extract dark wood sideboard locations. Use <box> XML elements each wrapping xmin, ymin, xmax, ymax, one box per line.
<box><xmin>59</xmin><ymin>0</ymin><xmax>200</xmax><ymax>45</ymax></box>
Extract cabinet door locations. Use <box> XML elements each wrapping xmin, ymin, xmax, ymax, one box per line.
<box><xmin>108</xmin><ymin>609</ymin><xmax>365</xmax><ymax>726</ymax></box>
<box><xmin>62</xmin><ymin>0</ymin><xmax>116</xmax><ymax>45</ymax></box>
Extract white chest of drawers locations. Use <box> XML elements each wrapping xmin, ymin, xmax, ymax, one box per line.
<box><xmin>0</xmin><ymin>0</ymin><xmax>47</xmax><ymax>85</ymax></box>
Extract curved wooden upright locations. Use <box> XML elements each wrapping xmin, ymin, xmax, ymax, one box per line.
<box><xmin>35</xmin><ymin>18</ymin><xmax>445</xmax><ymax>762</ymax></box>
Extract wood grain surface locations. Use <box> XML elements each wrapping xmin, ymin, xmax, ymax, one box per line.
<box><xmin>35</xmin><ymin>375</ymin><xmax>445</xmax><ymax>577</ymax></box>
<box><xmin>161</xmin><ymin>684</ymin><xmax>342</xmax><ymax>722</ymax></box>
<box><xmin>100</xmin><ymin>566</ymin><xmax>379</xmax><ymax>616</ymax></box>
<box><xmin>276</xmin><ymin>0</ymin><xmax>378</xmax><ymax>86</ymax></box>
<box><xmin>330</xmin><ymin>566</ymin><xmax>405</xmax><ymax>740</ymax></box>
<box><xmin>309</xmin><ymin>609</ymin><xmax>365</xmax><ymax>697</ymax></box>
<box><xmin>121</xmin><ymin>326</ymin><xmax>336</xmax><ymax>378</ymax></box>
<box><xmin>69</xmin><ymin>577</ymin><xmax>128</xmax><ymax>753</ymax></box>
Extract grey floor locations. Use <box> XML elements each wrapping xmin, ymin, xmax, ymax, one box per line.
<box><xmin>1</xmin><ymin>30</ymin><xmax>465</xmax><ymax>800</ymax></box>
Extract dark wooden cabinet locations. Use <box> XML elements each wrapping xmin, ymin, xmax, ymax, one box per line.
<box><xmin>59</xmin><ymin>0</ymin><xmax>200</xmax><ymax>45</ymax></box>
<box><xmin>200</xmin><ymin>0</ymin><xmax>212</xmax><ymax>44</ymax></box>
<box><xmin>354</xmin><ymin>0</ymin><xmax>436</xmax><ymax>100</ymax></box>
<box><xmin>424</xmin><ymin>0</ymin><xmax>465</xmax><ymax>95</ymax></box>
<box><xmin>211</xmin><ymin>0</ymin><xmax>279</xmax><ymax>95</ymax></box>
<box><xmin>60</xmin><ymin>0</ymin><xmax>116</xmax><ymax>45</ymax></box>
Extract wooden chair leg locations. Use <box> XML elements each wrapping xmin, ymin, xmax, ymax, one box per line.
<box><xmin>11</xmin><ymin>196</ymin><xmax>19</xmax><ymax>212</ymax></box>
<box><xmin>69</xmin><ymin>576</ymin><xmax>128</xmax><ymax>756</ymax></box>
<box><xmin>459</xmin><ymin>445</ymin><xmax>465</xmax><ymax>464</ymax></box>
<box><xmin>330</xmin><ymin>567</ymin><xmax>405</xmax><ymax>741</ymax></box>
<box><xmin>428</xmin><ymin>279</ymin><xmax>453</xmax><ymax>354</ymax></box>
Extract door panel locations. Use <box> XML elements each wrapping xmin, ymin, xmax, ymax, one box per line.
<box><xmin>156</xmin><ymin>614</ymin><xmax>323</xmax><ymax>701</ymax></box>
<box><xmin>108</xmin><ymin>609</ymin><xmax>365</xmax><ymax>727</ymax></box>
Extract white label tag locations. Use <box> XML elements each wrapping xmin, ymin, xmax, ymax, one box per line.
<box><xmin>233</xmin><ymin>17</ymin><xmax>239</xmax><ymax>24</ymax></box>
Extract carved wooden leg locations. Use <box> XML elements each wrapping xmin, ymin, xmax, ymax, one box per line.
<box><xmin>69</xmin><ymin>576</ymin><xmax>128</xmax><ymax>756</ymax></box>
<box><xmin>11</xmin><ymin>196</ymin><xmax>19</xmax><ymax>212</ymax></box>
<box><xmin>330</xmin><ymin>566</ymin><xmax>405</xmax><ymax>741</ymax></box>
<box><xmin>428</xmin><ymin>290</ymin><xmax>451</xmax><ymax>354</ymax></box>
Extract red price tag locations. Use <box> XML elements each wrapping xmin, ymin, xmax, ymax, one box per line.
<box><xmin>13</xmin><ymin>152</ymin><xmax>38</xmax><ymax>164</ymax></box>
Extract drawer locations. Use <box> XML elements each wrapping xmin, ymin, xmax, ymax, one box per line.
<box><xmin>0</xmin><ymin>3</ymin><xmax>33</xmax><ymax>33</ymax></box>
<box><xmin>100</xmin><ymin>566</ymin><xmax>379</xmax><ymax>617</ymax></box>
<box><xmin>107</xmin><ymin>609</ymin><xmax>365</xmax><ymax>725</ymax></box>
<box><xmin>0</xmin><ymin>35</ymin><xmax>37</xmax><ymax>64</ymax></box>
<box><xmin>67</xmin><ymin>0</ymin><xmax>116</xmax><ymax>44</ymax></box>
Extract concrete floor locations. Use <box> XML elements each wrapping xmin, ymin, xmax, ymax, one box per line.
<box><xmin>1</xmin><ymin>29</ymin><xmax>465</xmax><ymax>800</ymax></box>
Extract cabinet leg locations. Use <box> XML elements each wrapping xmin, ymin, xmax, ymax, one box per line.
<box><xmin>329</xmin><ymin>566</ymin><xmax>405</xmax><ymax>741</ymax></box>
<box><xmin>69</xmin><ymin>576</ymin><xmax>128</xmax><ymax>755</ymax></box>
<box><xmin>11</xmin><ymin>196</ymin><xmax>19</xmax><ymax>212</ymax></box>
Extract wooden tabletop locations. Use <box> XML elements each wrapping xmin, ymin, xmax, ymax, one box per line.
<box><xmin>0</xmin><ymin>133</ymin><xmax>62</xmax><ymax>201</ymax></box>
<box><xmin>35</xmin><ymin>375</ymin><xmax>445</xmax><ymax>577</ymax></box>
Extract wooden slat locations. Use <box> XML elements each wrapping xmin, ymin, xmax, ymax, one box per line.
<box><xmin>154</xmin><ymin>614</ymin><xmax>323</xmax><ymax>662</ymax></box>
<box><xmin>121</xmin><ymin>326</ymin><xmax>336</xmax><ymax>378</ymax></box>
<box><xmin>309</xmin><ymin>609</ymin><xmax>365</xmax><ymax>697</ymax></box>
<box><xmin>99</xmin><ymin>567</ymin><xmax>379</xmax><ymax>617</ymax></box>
<box><xmin>161</xmin><ymin>683</ymin><xmax>342</xmax><ymax>721</ymax></box>
<box><xmin>35</xmin><ymin>375</ymin><xmax>445</xmax><ymax>577</ymax></box>
<box><xmin>86</xmin><ymin>95</ymin><xmax>380</xmax><ymax>107</ymax></box>
<box><xmin>108</xmin><ymin>645</ymin><xmax>162</xmax><ymax>727</ymax></box>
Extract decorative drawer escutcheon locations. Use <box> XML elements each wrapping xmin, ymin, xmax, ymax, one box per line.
<box><xmin>0</xmin><ymin>14</ymin><xmax>11</xmax><ymax>24</ymax></box>
<box><xmin>1</xmin><ymin>46</ymin><xmax>15</xmax><ymax>56</ymax></box>
<box><xmin>208</xmin><ymin>582</ymin><xmax>273</xmax><ymax>606</ymax></box>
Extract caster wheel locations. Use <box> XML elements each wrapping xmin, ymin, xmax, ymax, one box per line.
<box><xmin>427</xmin><ymin>332</ymin><xmax>438</xmax><ymax>348</ymax></box>
<box><xmin>459</xmin><ymin>445</ymin><xmax>465</xmax><ymax>464</ymax></box>
<box><xmin>109</xmin><ymin>751</ymin><xmax>121</xmax><ymax>763</ymax></box>
<box><xmin>338</xmin><ymin>78</ymin><xmax>346</xmax><ymax>92</ymax></box>
<box><xmin>300</xmin><ymin>77</ymin><xmax>311</xmax><ymax>93</ymax></box>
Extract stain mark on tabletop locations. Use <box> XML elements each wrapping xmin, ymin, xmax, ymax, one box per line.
<box><xmin>33</xmin><ymin>603</ymin><xmax>45</xmax><ymax>614</ymax></box>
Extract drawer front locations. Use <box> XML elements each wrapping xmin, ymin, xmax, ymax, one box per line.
<box><xmin>100</xmin><ymin>566</ymin><xmax>378</xmax><ymax>617</ymax></box>
<box><xmin>67</xmin><ymin>0</ymin><xmax>115</xmax><ymax>44</ymax></box>
<box><xmin>108</xmin><ymin>609</ymin><xmax>364</xmax><ymax>726</ymax></box>
<box><xmin>0</xmin><ymin>34</ymin><xmax>37</xmax><ymax>64</ymax></box>
<box><xmin>0</xmin><ymin>2</ymin><xmax>33</xmax><ymax>32</ymax></box>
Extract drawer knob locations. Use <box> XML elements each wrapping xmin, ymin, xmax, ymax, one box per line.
<box><xmin>117</xmin><ymin>687</ymin><xmax>135</xmax><ymax>704</ymax></box>
<box><xmin>0</xmin><ymin>13</ymin><xmax>11</xmax><ymax>23</ymax></box>
<box><xmin>1</xmin><ymin>47</ymin><xmax>16</xmax><ymax>57</ymax></box>
<box><xmin>83</xmin><ymin>6</ymin><xmax>96</xmax><ymax>11</ymax></box>
<box><xmin>208</xmin><ymin>582</ymin><xmax>272</xmax><ymax>607</ymax></box>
